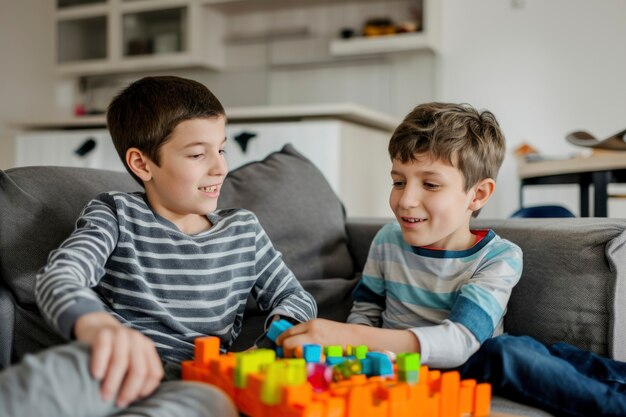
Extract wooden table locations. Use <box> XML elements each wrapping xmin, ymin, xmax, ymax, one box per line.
<box><xmin>517</xmin><ymin>152</ymin><xmax>626</xmax><ymax>217</ymax></box>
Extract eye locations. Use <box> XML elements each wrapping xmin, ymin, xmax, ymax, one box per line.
<box><xmin>423</xmin><ymin>182</ymin><xmax>440</xmax><ymax>190</ymax></box>
<box><xmin>219</xmin><ymin>149</ymin><xmax>227</xmax><ymax>155</ymax></box>
<box><xmin>189</xmin><ymin>153</ymin><xmax>205</xmax><ymax>160</ymax></box>
<box><xmin>391</xmin><ymin>181</ymin><xmax>405</xmax><ymax>189</ymax></box>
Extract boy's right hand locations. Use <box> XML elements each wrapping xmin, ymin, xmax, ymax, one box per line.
<box><xmin>74</xmin><ymin>312</ymin><xmax>164</xmax><ymax>408</ymax></box>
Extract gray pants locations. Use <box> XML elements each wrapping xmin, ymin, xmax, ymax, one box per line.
<box><xmin>0</xmin><ymin>342</ymin><xmax>238</xmax><ymax>417</ymax></box>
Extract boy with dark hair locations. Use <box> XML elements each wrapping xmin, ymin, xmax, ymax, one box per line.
<box><xmin>279</xmin><ymin>102</ymin><xmax>626</xmax><ymax>416</ymax></box>
<box><xmin>0</xmin><ymin>75</ymin><xmax>316</xmax><ymax>417</ymax></box>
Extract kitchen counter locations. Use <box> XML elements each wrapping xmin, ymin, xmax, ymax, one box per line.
<box><xmin>11</xmin><ymin>103</ymin><xmax>400</xmax><ymax>133</ymax></box>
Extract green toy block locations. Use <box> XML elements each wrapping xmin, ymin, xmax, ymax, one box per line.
<box><xmin>396</xmin><ymin>352</ymin><xmax>420</xmax><ymax>371</ymax></box>
<box><xmin>324</xmin><ymin>345</ymin><xmax>343</xmax><ymax>357</ymax></box>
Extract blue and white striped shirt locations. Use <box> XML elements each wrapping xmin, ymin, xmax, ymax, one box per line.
<box><xmin>348</xmin><ymin>222</ymin><xmax>522</xmax><ymax>368</ymax></box>
<box><xmin>35</xmin><ymin>191</ymin><xmax>317</xmax><ymax>362</ymax></box>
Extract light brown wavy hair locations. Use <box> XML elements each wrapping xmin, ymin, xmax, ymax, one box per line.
<box><xmin>388</xmin><ymin>102</ymin><xmax>505</xmax><ymax>192</ymax></box>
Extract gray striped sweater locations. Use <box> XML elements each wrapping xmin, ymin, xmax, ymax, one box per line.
<box><xmin>35</xmin><ymin>191</ymin><xmax>317</xmax><ymax>362</ymax></box>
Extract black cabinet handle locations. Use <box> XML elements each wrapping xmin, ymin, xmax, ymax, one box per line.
<box><xmin>74</xmin><ymin>137</ymin><xmax>97</xmax><ymax>157</ymax></box>
<box><xmin>234</xmin><ymin>131</ymin><xmax>257</xmax><ymax>153</ymax></box>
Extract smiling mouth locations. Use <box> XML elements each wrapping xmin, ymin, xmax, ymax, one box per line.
<box><xmin>199</xmin><ymin>185</ymin><xmax>218</xmax><ymax>193</ymax></box>
<box><xmin>402</xmin><ymin>217</ymin><xmax>427</xmax><ymax>223</ymax></box>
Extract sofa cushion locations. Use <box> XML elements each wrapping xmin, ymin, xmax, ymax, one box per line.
<box><xmin>473</xmin><ymin>218</ymin><xmax>626</xmax><ymax>361</ymax></box>
<box><xmin>218</xmin><ymin>144</ymin><xmax>354</xmax><ymax>281</ymax></box>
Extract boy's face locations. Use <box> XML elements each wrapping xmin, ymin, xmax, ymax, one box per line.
<box><xmin>142</xmin><ymin>117</ymin><xmax>227</xmax><ymax>232</ymax></box>
<box><xmin>389</xmin><ymin>154</ymin><xmax>477</xmax><ymax>251</ymax></box>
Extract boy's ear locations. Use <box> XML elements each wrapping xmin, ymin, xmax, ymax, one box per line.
<box><xmin>468</xmin><ymin>178</ymin><xmax>496</xmax><ymax>212</ymax></box>
<box><xmin>126</xmin><ymin>147</ymin><xmax>153</xmax><ymax>182</ymax></box>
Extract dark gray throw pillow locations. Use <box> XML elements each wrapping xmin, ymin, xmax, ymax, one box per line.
<box><xmin>218</xmin><ymin>144</ymin><xmax>355</xmax><ymax>281</ymax></box>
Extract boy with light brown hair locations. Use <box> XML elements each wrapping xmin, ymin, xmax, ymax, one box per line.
<box><xmin>279</xmin><ymin>102</ymin><xmax>626</xmax><ymax>417</ymax></box>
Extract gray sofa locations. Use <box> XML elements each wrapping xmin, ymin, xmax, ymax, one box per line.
<box><xmin>1</xmin><ymin>144</ymin><xmax>625</xmax><ymax>417</ymax></box>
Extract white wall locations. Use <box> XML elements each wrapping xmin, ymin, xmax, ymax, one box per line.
<box><xmin>0</xmin><ymin>0</ymin><xmax>59</xmax><ymax>168</ymax></box>
<box><xmin>439</xmin><ymin>0</ymin><xmax>626</xmax><ymax>218</ymax></box>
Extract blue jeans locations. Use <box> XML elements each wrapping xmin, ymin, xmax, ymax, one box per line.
<box><xmin>456</xmin><ymin>334</ymin><xmax>626</xmax><ymax>417</ymax></box>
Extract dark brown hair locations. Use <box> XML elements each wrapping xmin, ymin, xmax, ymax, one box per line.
<box><xmin>107</xmin><ymin>76</ymin><xmax>225</xmax><ymax>185</ymax></box>
<box><xmin>388</xmin><ymin>102</ymin><xmax>505</xmax><ymax>191</ymax></box>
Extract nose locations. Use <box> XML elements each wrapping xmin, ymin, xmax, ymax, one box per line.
<box><xmin>397</xmin><ymin>186</ymin><xmax>420</xmax><ymax>209</ymax></box>
<box><xmin>209</xmin><ymin>152</ymin><xmax>228</xmax><ymax>177</ymax></box>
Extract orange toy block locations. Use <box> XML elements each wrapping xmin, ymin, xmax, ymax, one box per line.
<box><xmin>408</xmin><ymin>381</ymin><xmax>429</xmax><ymax>417</ymax></box>
<box><xmin>425</xmin><ymin>391</ymin><xmax>440</xmax><ymax>417</ymax></box>
<box><xmin>236</xmin><ymin>373</ymin><xmax>265</xmax><ymax>417</ymax></box>
<box><xmin>440</xmin><ymin>371</ymin><xmax>460</xmax><ymax>417</ymax></box>
<box><xmin>378</xmin><ymin>383</ymin><xmax>411</xmax><ymax>417</ymax></box>
<box><xmin>317</xmin><ymin>395</ymin><xmax>345</xmax><ymax>417</ymax></box>
<box><xmin>279</xmin><ymin>401</ymin><xmax>324</xmax><ymax>417</ymax></box>
<box><xmin>473</xmin><ymin>383</ymin><xmax>491</xmax><ymax>417</ymax></box>
<box><xmin>345</xmin><ymin>384</ymin><xmax>390</xmax><ymax>417</ymax></box>
<box><xmin>194</xmin><ymin>336</ymin><xmax>220</xmax><ymax>366</ymax></box>
<box><xmin>282</xmin><ymin>383</ymin><xmax>314</xmax><ymax>407</ymax></box>
<box><xmin>181</xmin><ymin>360</ymin><xmax>197</xmax><ymax>381</ymax></box>
<box><xmin>428</xmin><ymin>369</ymin><xmax>442</xmax><ymax>390</ymax></box>
<box><xmin>459</xmin><ymin>379</ymin><xmax>476</xmax><ymax>414</ymax></box>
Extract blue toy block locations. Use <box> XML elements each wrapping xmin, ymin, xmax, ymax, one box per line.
<box><xmin>267</xmin><ymin>319</ymin><xmax>294</xmax><ymax>342</ymax></box>
<box><xmin>325</xmin><ymin>356</ymin><xmax>346</xmax><ymax>366</ymax></box>
<box><xmin>366</xmin><ymin>352</ymin><xmax>394</xmax><ymax>376</ymax></box>
<box><xmin>359</xmin><ymin>357</ymin><xmax>372</xmax><ymax>376</ymax></box>
<box><xmin>275</xmin><ymin>347</ymin><xmax>284</xmax><ymax>358</ymax></box>
<box><xmin>302</xmin><ymin>344</ymin><xmax>322</xmax><ymax>363</ymax></box>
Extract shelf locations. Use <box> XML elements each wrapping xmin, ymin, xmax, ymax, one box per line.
<box><xmin>56</xmin><ymin>3</ymin><xmax>108</xmax><ymax>19</ymax></box>
<box><xmin>57</xmin><ymin>52</ymin><xmax>206</xmax><ymax>76</ymax></box>
<box><xmin>329</xmin><ymin>32</ymin><xmax>432</xmax><ymax>56</ymax></box>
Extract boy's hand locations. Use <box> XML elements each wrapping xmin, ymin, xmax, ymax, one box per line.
<box><xmin>275</xmin><ymin>318</ymin><xmax>353</xmax><ymax>350</ymax></box>
<box><xmin>276</xmin><ymin>318</ymin><xmax>421</xmax><ymax>354</ymax></box>
<box><xmin>74</xmin><ymin>312</ymin><xmax>164</xmax><ymax>408</ymax></box>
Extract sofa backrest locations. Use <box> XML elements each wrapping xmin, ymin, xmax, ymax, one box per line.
<box><xmin>472</xmin><ymin>218</ymin><xmax>626</xmax><ymax>362</ymax></box>
<box><xmin>0</xmin><ymin>166</ymin><xmax>142</xmax><ymax>367</ymax></box>
<box><xmin>347</xmin><ymin>218</ymin><xmax>626</xmax><ymax>361</ymax></box>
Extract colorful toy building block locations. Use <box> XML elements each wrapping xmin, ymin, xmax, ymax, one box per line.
<box><xmin>344</xmin><ymin>344</ymin><xmax>368</xmax><ymax>359</ymax></box>
<box><xmin>324</xmin><ymin>345</ymin><xmax>343</xmax><ymax>358</ymax></box>
<box><xmin>302</xmin><ymin>344</ymin><xmax>322</xmax><ymax>363</ymax></box>
<box><xmin>332</xmin><ymin>358</ymin><xmax>362</xmax><ymax>382</ymax></box>
<box><xmin>267</xmin><ymin>319</ymin><xmax>294</xmax><ymax>342</ymax></box>
<box><xmin>397</xmin><ymin>352</ymin><xmax>421</xmax><ymax>384</ymax></box>
<box><xmin>182</xmin><ymin>336</ymin><xmax>493</xmax><ymax>417</ymax></box>
<box><xmin>365</xmin><ymin>351</ymin><xmax>394</xmax><ymax>376</ymax></box>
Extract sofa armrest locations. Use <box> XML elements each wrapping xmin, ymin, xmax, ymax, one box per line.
<box><xmin>345</xmin><ymin>218</ymin><xmax>388</xmax><ymax>271</ymax></box>
<box><xmin>472</xmin><ymin>218</ymin><xmax>626</xmax><ymax>361</ymax></box>
<box><xmin>0</xmin><ymin>280</ymin><xmax>15</xmax><ymax>370</ymax></box>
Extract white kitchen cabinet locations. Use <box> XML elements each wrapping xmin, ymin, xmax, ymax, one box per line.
<box><xmin>55</xmin><ymin>0</ymin><xmax>225</xmax><ymax>75</ymax></box>
<box><xmin>55</xmin><ymin>0</ymin><xmax>439</xmax><ymax>75</ymax></box>
<box><xmin>12</xmin><ymin>104</ymin><xmax>397</xmax><ymax>217</ymax></box>
<box><xmin>226</xmin><ymin>120</ymin><xmax>392</xmax><ymax>218</ymax></box>
<box><xmin>15</xmin><ymin>130</ymin><xmax>125</xmax><ymax>172</ymax></box>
